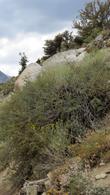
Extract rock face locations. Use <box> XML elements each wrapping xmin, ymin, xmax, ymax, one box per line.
<box><xmin>20</xmin><ymin>178</ymin><xmax>48</xmax><ymax>195</ymax></box>
<box><xmin>87</xmin><ymin>31</ymin><xmax>110</xmax><ymax>51</ymax></box>
<box><xmin>95</xmin><ymin>173</ymin><xmax>107</xmax><ymax>180</ymax></box>
<box><xmin>15</xmin><ymin>49</ymin><xmax>86</xmax><ymax>90</ymax></box>
<box><xmin>15</xmin><ymin>63</ymin><xmax>42</xmax><ymax>90</ymax></box>
<box><xmin>43</xmin><ymin>48</ymin><xmax>86</xmax><ymax>67</ymax></box>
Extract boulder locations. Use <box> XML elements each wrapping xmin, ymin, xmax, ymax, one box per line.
<box><xmin>15</xmin><ymin>49</ymin><xmax>86</xmax><ymax>90</ymax></box>
<box><xmin>44</xmin><ymin>179</ymin><xmax>51</xmax><ymax>190</ymax></box>
<box><xmin>43</xmin><ymin>48</ymin><xmax>86</xmax><ymax>68</ymax></box>
<box><xmin>99</xmin><ymin>160</ymin><xmax>105</xmax><ymax>167</ymax></box>
<box><xmin>95</xmin><ymin>173</ymin><xmax>107</xmax><ymax>180</ymax></box>
<box><xmin>95</xmin><ymin>34</ymin><xmax>103</xmax><ymax>42</ymax></box>
<box><xmin>15</xmin><ymin>63</ymin><xmax>42</xmax><ymax>90</ymax></box>
<box><xmin>21</xmin><ymin>178</ymin><xmax>48</xmax><ymax>195</ymax></box>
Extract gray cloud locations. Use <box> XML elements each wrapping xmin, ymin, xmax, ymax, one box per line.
<box><xmin>0</xmin><ymin>0</ymin><xmax>90</xmax><ymax>76</ymax></box>
<box><xmin>0</xmin><ymin>0</ymin><xmax>90</xmax><ymax>37</ymax></box>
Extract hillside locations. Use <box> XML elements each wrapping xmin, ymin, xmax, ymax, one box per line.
<box><xmin>0</xmin><ymin>71</ymin><xmax>10</xmax><ymax>83</ymax></box>
<box><xmin>0</xmin><ymin>48</ymin><xmax>110</xmax><ymax>195</ymax></box>
<box><xmin>0</xmin><ymin>1</ymin><xmax>110</xmax><ymax>195</ymax></box>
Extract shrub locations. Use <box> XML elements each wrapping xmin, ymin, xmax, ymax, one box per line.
<box><xmin>69</xmin><ymin>173</ymin><xmax>110</xmax><ymax>195</ymax></box>
<box><xmin>70</xmin><ymin>131</ymin><xmax>110</xmax><ymax>167</ymax></box>
<box><xmin>74</xmin><ymin>0</ymin><xmax>110</xmax><ymax>43</ymax></box>
<box><xmin>0</xmin><ymin>49</ymin><xmax>110</xmax><ymax>185</ymax></box>
<box><xmin>0</xmin><ymin>77</ymin><xmax>15</xmax><ymax>96</ymax></box>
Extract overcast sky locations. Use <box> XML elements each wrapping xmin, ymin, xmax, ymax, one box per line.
<box><xmin>0</xmin><ymin>0</ymin><xmax>89</xmax><ymax>76</ymax></box>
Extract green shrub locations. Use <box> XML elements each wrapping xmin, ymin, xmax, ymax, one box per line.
<box><xmin>69</xmin><ymin>173</ymin><xmax>110</xmax><ymax>195</ymax></box>
<box><xmin>0</xmin><ymin>49</ymin><xmax>110</xmax><ymax>185</ymax></box>
<box><xmin>0</xmin><ymin>77</ymin><xmax>16</xmax><ymax>96</ymax></box>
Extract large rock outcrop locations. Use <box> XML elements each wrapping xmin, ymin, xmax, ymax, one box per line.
<box><xmin>15</xmin><ymin>63</ymin><xmax>42</xmax><ymax>90</ymax></box>
<box><xmin>43</xmin><ymin>48</ymin><xmax>86</xmax><ymax>67</ymax></box>
<box><xmin>15</xmin><ymin>48</ymin><xmax>86</xmax><ymax>90</ymax></box>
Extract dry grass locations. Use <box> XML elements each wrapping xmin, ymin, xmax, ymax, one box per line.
<box><xmin>69</xmin><ymin>131</ymin><xmax>110</xmax><ymax>167</ymax></box>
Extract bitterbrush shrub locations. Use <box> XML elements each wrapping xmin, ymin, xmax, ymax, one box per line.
<box><xmin>0</xmin><ymin>49</ymin><xmax>110</xmax><ymax>185</ymax></box>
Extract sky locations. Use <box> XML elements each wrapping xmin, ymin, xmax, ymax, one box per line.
<box><xmin>0</xmin><ymin>0</ymin><xmax>90</xmax><ymax>76</ymax></box>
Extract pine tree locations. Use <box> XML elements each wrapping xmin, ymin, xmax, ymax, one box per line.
<box><xmin>74</xmin><ymin>0</ymin><xmax>110</xmax><ymax>42</ymax></box>
<box><xmin>19</xmin><ymin>52</ymin><xmax>28</xmax><ymax>75</ymax></box>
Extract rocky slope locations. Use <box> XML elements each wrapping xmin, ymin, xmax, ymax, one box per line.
<box><xmin>43</xmin><ymin>48</ymin><xmax>86</xmax><ymax>67</ymax></box>
<box><xmin>15</xmin><ymin>63</ymin><xmax>42</xmax><ymax>90</ymax></box>
<box><xmin>15</xmin><ymin>48</ymin><xmax>87</xmax><ymax>90</ymax></box>
<box><xmin>0</xmin><ymin>41</ymin><xmax>110</xmax><ymax>195</ymax></box>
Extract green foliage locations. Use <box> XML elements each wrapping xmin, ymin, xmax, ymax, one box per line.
<box><xmin>69</xmin><ymin>173</ymin><xmax>110</xmax><ymax>195</ymax></box>
<box><xmin>37</xmin><ymin>32</ymin><xmax>83</xmax><ymax>64</ymax></box>
<box><xmin>69</xmin><ymin>174</ymin><xmax>88</xmax><ymax>195</ymax></box>
<box><xmin>74</xmin><ymin>36</ymin><xmax>84</xmax><ymax>47</ymax></box>
<box><xmin>19</xmin><ymin>52</ymin><xmax>28</xmax><ymax>75</ymax></box>
<box><xmin>0</xmin><ymin>77</ymin><xmax>16</xmax><ymax>96</ymax></box>
<box><xmin>43</xmin><ymin>31</ymin><xmax>74</xmax><ymax>58</ymax></box>
<box><xmin>0</xmin><ymin>49</ymin><xmax>110</xmax><ymax>185</ymax></box>
<box><xmin>74</xmin><ymin>0</ymin><xmax>110</xmax><ymax>42</ymax></box>
<box><xmin>46</xmin><ymin>122</ymin><xmax>69</xmax><ymax>152</ymax></box>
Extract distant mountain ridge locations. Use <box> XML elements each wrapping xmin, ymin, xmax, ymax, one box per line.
<box><xmin>0</xmin><ymin>71</ymin><xmax>10</xmax><ymax>83</ymax></box>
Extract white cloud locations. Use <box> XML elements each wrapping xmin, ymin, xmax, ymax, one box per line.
<box><xmin>0</xmin><ymin>33</ymin><xmax>44</xmax><ymax>76</ymax></box>
<box><xmin>0</xmin><ymin>23</ymin><xmax>75</xmax><ymax>76</ymax></box>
